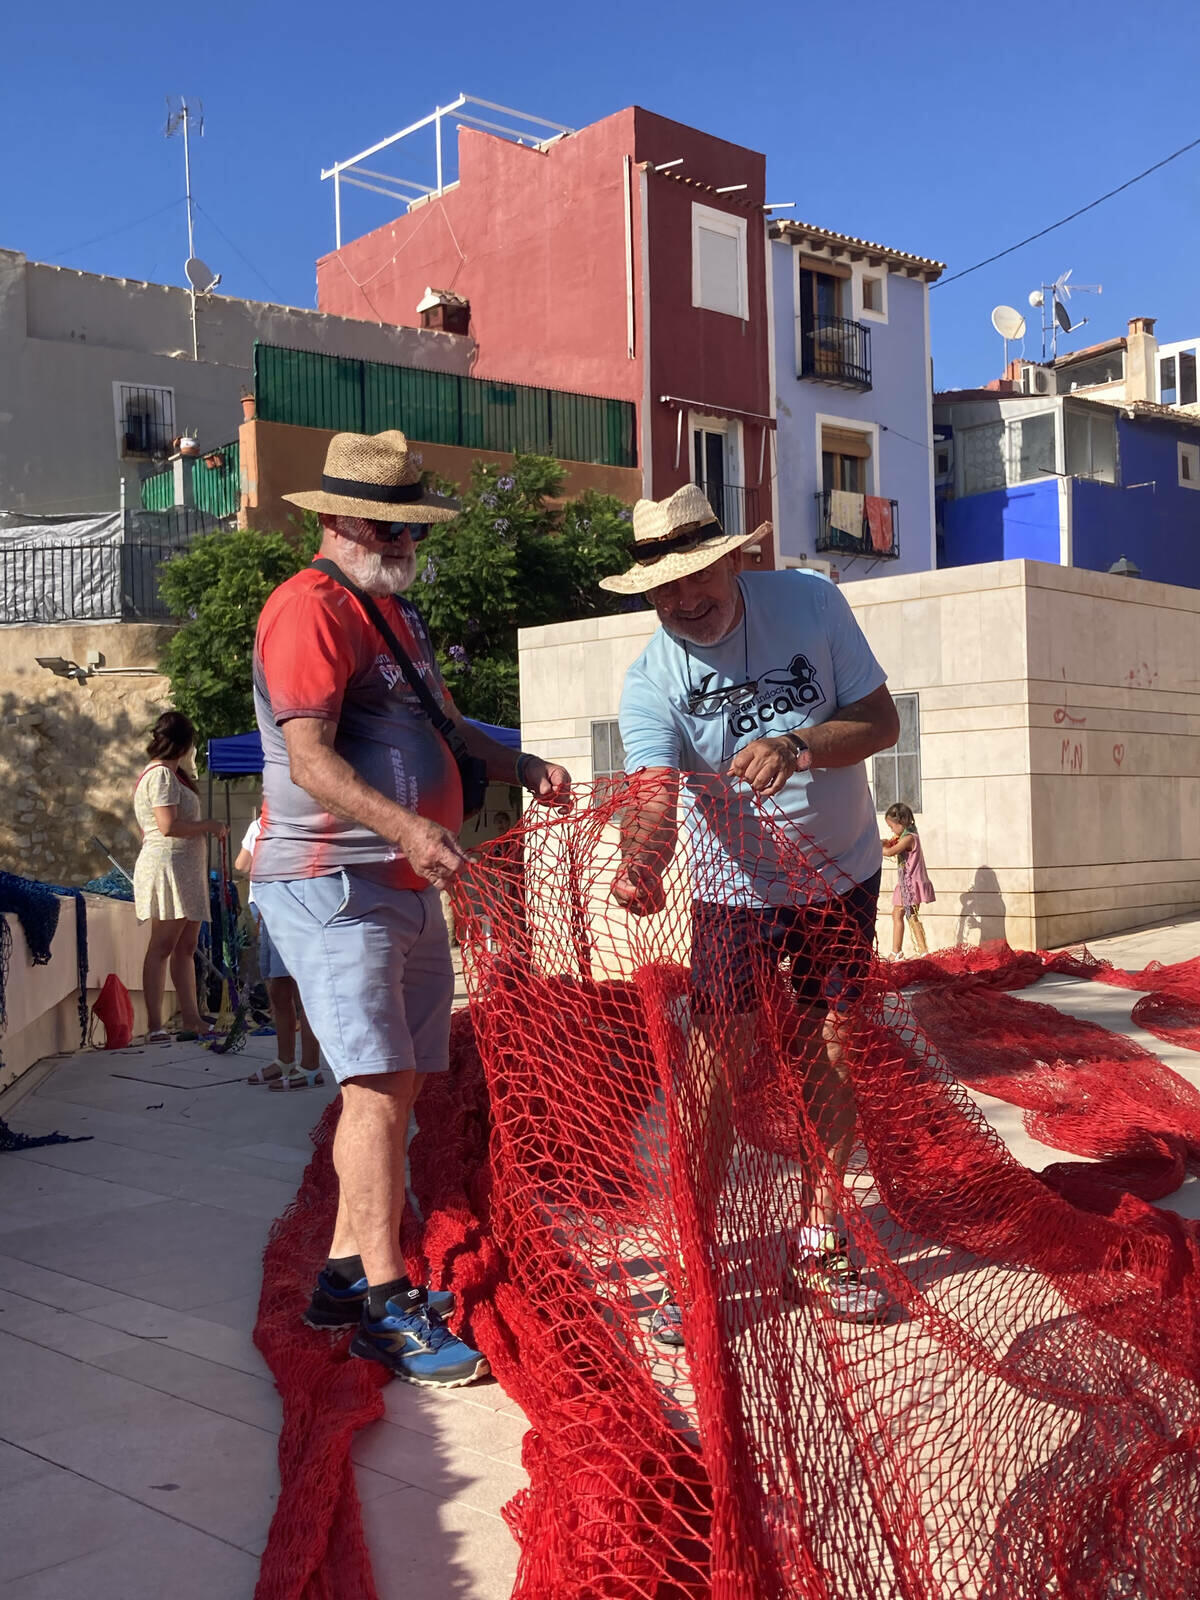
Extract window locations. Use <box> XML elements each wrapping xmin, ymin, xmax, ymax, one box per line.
<box><xmin>959</xmin><ymin>414</ymin><xmax>1055</xmax><ymax>496</ymax></box>
<box><xmin>115</xmin><ymin>383</ymin><xmax>175</xmax><ymax>458</ymax></box>
<box><xmin>873</xmin><ymin>693</ymin><xmax>920</xmax><ymax>813</ymax></box>
<box><xmin>861</xmin><ymin>274</ymin><xmax>886</xmax><ymax>319</ymax></box>
<box><xmin>692</xmin><ymin>204</ymin><xmax>748</xmax><ymax>319</ymax></box>
<box><xmin>1059</xmin><ymin>350</ymin><xmax>1125</xmax><ymax>392</ymax></box>
<box><xmin>1180</xmin><ymin>442</ymin><xmax>1200</xmax><ymax>489</ymax></box>
<box><xmin>591</xmin><ymin>720</ymin><xmax>626</xmax><ymax>782</ymax></box>
<box><xmin>1161</xmin><ymin>356</ymin><xmax>1178</xmax><ymax>407</ymax></box>
<box><xmin>1064</xmin><ymin>406</ymin><xmax>1117</xmax><ymax>483</ymax></box>
<box><xmin>1181</xmin><ymin>351</ymin><xmax>1198</xmax><ymax>408</ymax></box>
<box><xmin>821</xmin><ymin>425</ymin><xmax>870</xmax><ymax>494</ymax></box>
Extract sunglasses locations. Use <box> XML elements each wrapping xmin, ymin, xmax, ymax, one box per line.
<box><xmin>368</xmin><ymin>521</ymin><xmax>431</xmax><ymax>545</ymax></box>
<box><xmin>685</xmin><ymin>679</ymin><xmax>759</xmax><ymax>716</ymax></box>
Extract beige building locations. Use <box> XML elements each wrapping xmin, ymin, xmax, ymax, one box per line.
<box><xmin>519</xmin><ymin>559</ymin><xmax>1200</xmax><ymax>952</ymax></box>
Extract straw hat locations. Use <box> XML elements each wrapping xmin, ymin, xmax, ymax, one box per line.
<box><xmin>598</xmin><ymin>483</ymin><xmax>769</xmax><ymax>595</ymax></box>
<box><xmin>282</xmin><ymin>430</ymin><xmax>460</xmax><ymax>523</ymax></box>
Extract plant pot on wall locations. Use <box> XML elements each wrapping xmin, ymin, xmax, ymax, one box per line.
<box><xmin>179</xmin><ymin>437</ymin><xmax>199</xmax><ymax>457</ymax></box>
<box><xmin>240</xmin><ymin>394</ymin><xmax>255</xmax><ymax>421</ymax></box>
<box><xmin>203</xmin><ymin>452</ymin><xmax>224</xmax><ymax>470</ymax></box>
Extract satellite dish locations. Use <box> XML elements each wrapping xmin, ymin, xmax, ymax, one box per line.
<box><xmin>185</xmin><ymin>256</ymin><xmax>220</xmax><ymax>294</ymax></box>
<box><xmin>1028</xmin><ymin>289</ymin><xmax>1044</xmax><ymax>309</ymax></box>
<box><xmin>1054</xmin><ymin>298</ymin><xmax>1072</xmax><ymax>335</ymax></box>
<box><xmin>991</xmin><ymin>305</ymin><xmax>1026</xmax><ymax>341</ymax></box>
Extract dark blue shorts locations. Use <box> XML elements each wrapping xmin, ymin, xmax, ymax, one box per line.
<box><xmin>689</xmin><ymin>870</ymin><xmax>881</xmax><ymax>1016</ymax></box>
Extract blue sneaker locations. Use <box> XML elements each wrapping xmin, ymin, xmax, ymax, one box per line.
<box><xmin>304</xmin><ymin>1271</ymin><xmax>453</xmax><ymax>1330</ymax></box>
<box><xmin>350</xmin><ymin>1292</ymin><xmax>489</xmax><ymax>1388</ymax></box>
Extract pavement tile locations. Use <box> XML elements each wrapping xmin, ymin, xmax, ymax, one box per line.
<box><xmin>27</xmin><ymin>1387</ymin><xmax>281</xmax><ymax>1548</ymax></box>
<box><xmin>78</xmin><ymin>1294</ymin><xmax>266</xmax><ymax>1378</ymax></box>
<box><xmin>0</xmin><ymin>1287</ymin><xmax>139</xmax><ymax>1363</ymax></box>
<box><xmin>0</xmin><ymin>1254</ymin><xmax>127</xmax><ymax>1313</ymax></box>
<box><xmin>0</xmin><ymin>1440</ymin><xmax>58</xmax><ymax>1494</ymax></box>
<box><xmin>0</xmin><ymin>1461</ymin><xmax>172</xmax><ymax>1582</ymax></box>
<box><xmin>0</xmin><ymin>1329</ymin><xmax>157</xmax><ymax>1444</ymax></box>
<box><xmin>95</xmin><ymin>1341</ymin><xmax>282</xmax><ymax>1433</ymax></box>
<box><xmin>8</xmin><ymin>1140</ymin><xmax>299</xmax><ymax>1219</ymax></box>
<box><xmin>0</xmin><ymin>1199</ymin><xmax>269</xmax><ymax>1295</ymax></box>
<box><xmin>351</xmin><ymin>1418</ymin><xmax>528</xmax><ymax>1520</ymax></box>
<box><xmin>0</xmin><ymin>1159</ymin><xmax>161</xmax><ymax>1234</ymax></box>
<box><xmin>380</xmin><ymin>1380</ymin><xmax>528</xmax><ymax>1461</ymax></box>
<box><xmin>0</xmin><ymin>1518</ymin><xmax>260</xmax><ymax>1600</ymax></box>
<box><xmin>361</xmin><ymin>1483</ymin><xmax>520</xmax><ymax>1600</ymax></box>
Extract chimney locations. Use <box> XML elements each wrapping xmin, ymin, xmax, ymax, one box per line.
<box><xmin>416</xmin><ymin>287</ymin><xmax>470</xmax><ymax>337</ymax></box>
<box><xmin>1125</xmin><ymin>316</ymin><xmax>1158</xmax><ymax>403</ymax></box>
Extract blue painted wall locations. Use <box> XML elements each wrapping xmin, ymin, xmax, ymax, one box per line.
<box><xmin>1071</xmin><ymin>420</ymin><xmax>1200</xmax><ymax>587</ymax></box>
<box><xmin>941</xmin><ymin>478</ymin><xmax>1061</xmax><ymax>567</ymax></box>
<box><xmin>770</xmin><ymin>239</ymin><xmax>935</xmax><ymax>579</ymax></box>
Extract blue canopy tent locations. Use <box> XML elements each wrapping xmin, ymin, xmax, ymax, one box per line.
<box><xmin>206</xmin><ymin>720</ymin><xmax>520</xmax><ymax>778</ymax></box>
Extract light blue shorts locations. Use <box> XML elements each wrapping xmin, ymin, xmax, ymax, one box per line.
<box><xmin>250</xmin><ymin>871</ymin><xmax>454</xmax><ymax>1084</ymax></box>
<box><xmin>253</xmin><ymin>910</ymin><xmax>291</xmax><ymax>982</ymax></box>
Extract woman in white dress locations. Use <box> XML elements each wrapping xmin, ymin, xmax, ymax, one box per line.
<box><xmin>133</xmin><ymin>711</ymin><xmax>227</xmax><ymax>1041</ymax></box>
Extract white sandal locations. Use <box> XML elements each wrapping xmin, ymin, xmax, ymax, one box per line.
<box><xmin>267</xmin><ymin>1065</ymin><xmax>326</xmax><ymax>1092</ymax></box>
<box><xmin>247</xmin><ymin>1059</ymin><xmax>291</xmax><ymax>1086</ymax></box>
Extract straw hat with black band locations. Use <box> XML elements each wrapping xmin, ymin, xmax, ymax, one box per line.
<box><xmin>282</xmin><ymin>430</ymin><xmax>460</xmax><ymax>524</ymax></box>
<box><xmin>598</xmin><ymin>483</ymin><xmax>770</xmax><ymax>596</ymax></box>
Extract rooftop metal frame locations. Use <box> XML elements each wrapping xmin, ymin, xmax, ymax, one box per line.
<box><xmin>321</xmin><ymin>94</ymin><xmax>575</xmax><ymax>249</ymax></box>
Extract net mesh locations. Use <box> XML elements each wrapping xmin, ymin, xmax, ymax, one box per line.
<box><xmin>254</xmin><ymin>776</ymin><xmax>1200</xmax><ymax>1600</ymax></box>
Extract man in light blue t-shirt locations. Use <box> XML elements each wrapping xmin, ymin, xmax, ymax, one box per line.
<box><xmin>599</xmin><ymin>484</ymin><xmax>900</xmax><ymax>1345</ymax></box>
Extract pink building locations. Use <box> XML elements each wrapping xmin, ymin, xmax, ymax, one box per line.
<box><xmin>317</xmin><ymin>102</ymin><xmax>775</xmax><ymax>559</ymax></box>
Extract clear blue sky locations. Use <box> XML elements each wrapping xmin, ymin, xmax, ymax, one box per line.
<box><xmin>4</xmin><ymin>0</ymin><xmax>1197</xmax><ymax>391</ymax></box>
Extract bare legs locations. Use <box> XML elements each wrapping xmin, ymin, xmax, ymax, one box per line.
<box><xmin>329</xmin><ymin>1072</ymin><xmax>423</xmax><ymax>1286</ymax></box>
<box><xmin>143</xmin><ymin>917</ymin><xmax>204</xmax><ymax>1033</ymax></box>
<box><xmin>891</xmin><ymin>905</ymin><xmax>906</xmax><ymax>957</ymax></box>
<box><xmin>266</xmin><ymin>977</ymin><xmax>319</xmax><ymax>1071</ymax></box>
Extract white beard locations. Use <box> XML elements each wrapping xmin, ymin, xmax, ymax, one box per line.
<box><xmin>339</xmin><ymin>544</ymin><xmax>416</xmax><ymax>596</ymax></box>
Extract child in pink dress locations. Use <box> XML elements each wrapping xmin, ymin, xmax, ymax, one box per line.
<box><xmin>881</xmin><ymin>803</ymin><xmax>935</xmax><ymax>956</ymax></box>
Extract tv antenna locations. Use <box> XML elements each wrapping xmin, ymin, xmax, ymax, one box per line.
<box><xmin>990</xmin><ymin>304</ymin><xmax>1026</xmax><ymax>369</ymax></box>
<box><xmin>166</xmin><ymin>98</ymin><xmax>220</xmax><ymax>359</ymax></box>
<box><xmin>1028</xmin><ymin>269</ymin><xmax>1101</xmax><ymax>360</ymax></box>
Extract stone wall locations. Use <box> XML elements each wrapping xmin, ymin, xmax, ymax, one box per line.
<box><xmin>0</xmin><ymin>622</ymin><xmax>177</xmax><ymax>884</ymax></box>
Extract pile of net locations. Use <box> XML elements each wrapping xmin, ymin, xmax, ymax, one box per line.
<box><xmin>254</xmin><ymin>773</ymin><xmax>1200</xmax><ymax>1600</ymax></box>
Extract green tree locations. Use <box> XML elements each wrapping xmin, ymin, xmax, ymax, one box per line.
<box><xmin>416</xmin><ymin>454</ymin><xmax>634</xmax><ymax>726</ymax></box>
<box><xmin>158</xmin><ymin>522</ymin><xmax>318</xmax><ymax>757</ymax></box>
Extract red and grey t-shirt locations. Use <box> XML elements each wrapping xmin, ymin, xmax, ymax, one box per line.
<box><xmin>251</xmin><ymin>566</ymin><xmax>462</xmax><ymax>891</ymax></box>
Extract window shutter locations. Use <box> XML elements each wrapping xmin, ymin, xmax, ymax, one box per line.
<box><xmin>821</xmin><ymin>426</ymin><xmax>872</xmax><ymax>459</ymax></box>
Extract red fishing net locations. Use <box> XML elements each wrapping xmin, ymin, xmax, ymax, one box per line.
<box><xmin>254</xmin><ymin>775</ymin><xmax>1200</xmax><ymax>1600</ymax></box>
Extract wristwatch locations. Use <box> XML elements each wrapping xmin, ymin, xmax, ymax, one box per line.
<box><xmin>781</xmin><ymin>732</ymin><xmax>811</xmax><ymax>772</ymax></box>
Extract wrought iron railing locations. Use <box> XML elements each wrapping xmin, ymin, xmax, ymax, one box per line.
<box><xmin>0</xmin><ymin>511</ymin><xmax>213</xmax><ymax>623</ymax></box>
<box><xmin>117</xmin><ymin>383</ymin><xmax>176</xmax><ymax>458</ymax></box>
<box><xmin>698</xmin><ymin>482</ymin><xmax>763</xmax><ymax>537</ymax></box>
<box><xmin>253</xmin><ymin>344</ymin><xmax>638</xmax><ymax>468</ymax></box>
<box><xmin>799</xmin><ymin>315</ymin><xmax>872</xmax><ymax>390</ymax></box>
<box><xmin>814</xmin><ymin>491</ymin><xmax>899</xmax><ymax>559</ymax></box>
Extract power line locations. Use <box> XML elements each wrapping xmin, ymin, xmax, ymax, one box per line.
<box><xmin>935</xmin><ymin>132</ymin><xmax>1200</xmax><ymax>289</ymax></box>
<box><xmin>45</xmin><ymin>199</ymin><xmax>183</xmax><ymax>264</ymax></box>
<box><xmin>194</xmin><ymin>201</ymin><xmax>286</xmax><ymax>303</ymax></box>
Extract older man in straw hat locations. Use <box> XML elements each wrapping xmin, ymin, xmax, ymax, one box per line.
<box><xmin>250</xmin><ymin>430</ymin><xmax>570</xmax><ymax>1387</ymax></box>
<box><xmin>600</xmin><ymin>485</ymin><xmax>899</xmax><ymax>1346</ymax></box>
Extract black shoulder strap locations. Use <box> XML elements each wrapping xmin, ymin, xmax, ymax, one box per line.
<box><xmin>311</xmin><ymin>557</ymin><xmax>466</xmax><ymax>757</ymax></box>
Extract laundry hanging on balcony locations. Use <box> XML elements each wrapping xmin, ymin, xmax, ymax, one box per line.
<box><xmin>829</xmin><ymin>488</ymin><xmax>863</xmax><ymax>537</ymax></box>
<box><xmin>865</xmin><ymin>495</ymin><xmax>894</xmax><ymax>554</ymax></box>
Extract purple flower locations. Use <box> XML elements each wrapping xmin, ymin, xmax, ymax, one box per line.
<box><xmin>618</xmin><ymin>507</ymin><xmax>632</xmax><ymax>522</ymax></box>
<box><xmin>480</xmin><ymin>492</ymin><xmax>498</xmax><ymax>510</ymax></box>
<box><xmin>493</xmin><ymin>518</ymin><xmax>509</xmax><ymax>533</ymax></box>
<box><xmin>497</xmin><ymin>475</ymin><xmax>515</xmax><ymax>492</ymax></box>
<box><xmin>421</xmin><ymin>556</ymin><xmax>439</xmax><ymax>584</ymax></box>
<box><xmin>448</xmin><ymin>644</ymin><xmax>469</xmax><ymax>664</ymax></box>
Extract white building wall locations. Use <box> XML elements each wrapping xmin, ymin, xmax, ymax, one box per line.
<box><xmin>519</xmin><ymin>561</ymin><xmax>1200</xmax><ymax>951</ymax></box>
<box><xmin>0</xmin><ymin>249</ymin><xmax>474</xmax><ymax>516</ymax></box>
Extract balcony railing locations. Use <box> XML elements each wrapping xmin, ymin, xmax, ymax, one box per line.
<box><xmin>0</xmin><ymin>510</ymin><xmax>214</xmax><ymax>623</ymax></box>
<box><xmin>814</xmin><ymin>491</ymin><xmax>899</xmax><ymax>560</ymax></box>
<box><xmin>698</xmin><ymin>481</ymin><xmax>762</xmax><ymax>537</ymax></box>
<box><xmin>799</xmin><ymin>315</ymin><xmax>872</xmax><ymax>390</ymax></box>
<box><xmin>253</xmin><ymin>344</ymin><xmax>637</xmax><ymax>468</ymax></box>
